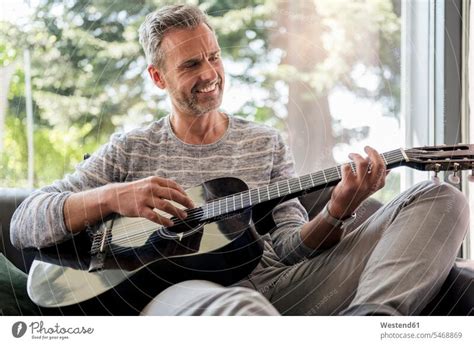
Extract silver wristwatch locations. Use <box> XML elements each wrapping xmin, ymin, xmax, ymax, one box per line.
<box><xmin>322</xmin><ymin>203</ymin><xmax>356</xmax><ymax>228</ymax></box>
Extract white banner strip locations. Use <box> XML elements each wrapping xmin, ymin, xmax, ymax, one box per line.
<box><xmin>1</xmin><ymin>316</ymin><xmax>473</xmax><ymax>345</ymax></box>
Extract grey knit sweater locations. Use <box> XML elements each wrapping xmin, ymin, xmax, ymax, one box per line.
<box><xmin>10</xmin><ymin>115</ymin><xmax>314</xmax><ymax>266</ymax></box>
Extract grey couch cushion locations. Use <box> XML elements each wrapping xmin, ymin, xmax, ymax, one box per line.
<box><xmin>0</xmin><ymin>253</ymin><xmax>39</xmax><ymax>315</ymax></box>
<box><xmin>0</xmin><ymin>188</ymin><xmax>36</xmax><ymax>273</ymax></box>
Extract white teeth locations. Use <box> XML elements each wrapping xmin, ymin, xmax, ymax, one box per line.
<box><xmin>197</xmin><ymin>83</ymin><xmax>217</xmax><ymax>93</ymax></box>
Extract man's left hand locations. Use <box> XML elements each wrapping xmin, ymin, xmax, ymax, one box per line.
<box><xmin>328</xmin><ymin>146</ymin><xmax>389</xmax><ymax>219</ymax></box>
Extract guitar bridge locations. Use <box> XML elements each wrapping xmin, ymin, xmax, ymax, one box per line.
<box><xmin>88</xmin><ymin>219</ymin><xmax>114</xmax><ymax>272</ymax></box>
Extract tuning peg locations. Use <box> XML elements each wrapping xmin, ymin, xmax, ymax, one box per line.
<box><xmin>431</xmin><ymin>163</ymin><xmax>441</xmax><ymax>184</ymax></box>
<box><xmin>448</xmin><ymin>163</ymin><xmax>461</xmax><ymax>185</ymax></box>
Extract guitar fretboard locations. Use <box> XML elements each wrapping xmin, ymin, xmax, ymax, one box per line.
<box><xmin>202</xmin><ymin>148</ymin><xmax>406</xmax><ymax>220</ymax></box>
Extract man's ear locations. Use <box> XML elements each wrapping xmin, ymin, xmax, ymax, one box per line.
<box><xmin>147</xmin><ymin>65</ymin><xmax>166</xmax><ymax>89</ymax></box>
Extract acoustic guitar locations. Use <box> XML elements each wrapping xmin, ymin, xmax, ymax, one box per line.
<box><xmin>27</xmin><ymin>145</ymin><xmax>474</xmax><ymax>311</ymax></box>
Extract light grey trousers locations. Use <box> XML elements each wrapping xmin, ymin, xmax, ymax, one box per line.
<box><xmin>141</xmin><ymin>181</ymin><xmax>469</xmax><ymax>316</ymax></box>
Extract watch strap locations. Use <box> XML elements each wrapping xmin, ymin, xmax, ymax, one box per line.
<box><xmin>322</xmin><ymin>203</ymin><xmax>356</xmax><ymax>228</ymax></box>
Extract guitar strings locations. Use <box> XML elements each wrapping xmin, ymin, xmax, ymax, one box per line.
<box><xmin>97</xmin><ymin>150</ymin><xmax>406</xmax><ymax>252</ymax></box>
<box><xmin>104</xmin><ymin>159</ymin><xmax>466</xmax><ymax>256</ymax></box>
<box><xmin>106</xmin><ymin>151</ymin><xmax>406</xmax><ymax>255</ymax></box>
<box><xmin>104</xmin><ymin>155</ymin><xmax>408</xmax><ymax>255</ymax></box>
<box><xmin>99</xmin><ymin>150</ymin><xmax>473</xmax><ymax>255</ymax></box>
<box><xmin>95</xmin><ymin>149</ymin><xmax>405</xmax><ymax>251</ymax></box>
<box><xmin>94</xmin><ymin>150</ymin><xmax>405</xmax><ymax>251</ymax></box>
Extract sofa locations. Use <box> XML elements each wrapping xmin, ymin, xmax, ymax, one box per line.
<box><xmin>1</xmin><ymin>187</ymin><xmax>473</xmax><ymax>315</ymax></box>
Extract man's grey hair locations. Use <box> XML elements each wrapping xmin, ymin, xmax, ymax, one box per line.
<box><xmin>139</xmin><ymin>4</ymin><xmax>213</xmax><ymax>68</ymax></box>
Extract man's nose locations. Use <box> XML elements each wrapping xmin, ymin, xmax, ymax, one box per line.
<box><xmin>198</xmin><ymin>59</ymin><xmax>218</xmax><ymax>81</ymax></box>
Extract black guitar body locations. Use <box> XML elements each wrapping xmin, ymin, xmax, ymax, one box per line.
<box><xmin>27</xmin><ymin>177</ymin><xmax>265</xmax><ymax>314</ymax></box>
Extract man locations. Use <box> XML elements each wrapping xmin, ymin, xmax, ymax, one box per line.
<box><xmin>11</xmin><ymin>4</ymin><xmax>468</xmax><ymax>316</ymax></box>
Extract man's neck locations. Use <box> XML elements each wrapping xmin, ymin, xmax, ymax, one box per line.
<box><xmin>169</xmin><ymin>110</ymin><xmax>229</xmax><ymax>145</ymax></box>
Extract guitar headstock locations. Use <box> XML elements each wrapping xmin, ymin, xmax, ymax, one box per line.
<box><xmin>404</xmin><ymin>144</ymin><xmax>474</xmax><ymax>172</ymax></box>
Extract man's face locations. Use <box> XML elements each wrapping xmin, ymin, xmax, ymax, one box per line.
<box><xmin>156</xmin><ymin>23</ymin><xmax>225</xmax><ymax>116</ymax></box>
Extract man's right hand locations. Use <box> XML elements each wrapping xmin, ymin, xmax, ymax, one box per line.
<box><xmin>64</xmin><ymin>176</ymin><xmax>194</xmax><ymax>234</ymax></box>
<box><xmin>104</xmin><ymin>176</ymin><xmax>195</xmax><ymax>227</ymax></box>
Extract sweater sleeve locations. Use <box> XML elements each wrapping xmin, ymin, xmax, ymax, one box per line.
<box><xmin>10</xmin><ymin>133</ymin><xmax>129</xmax><ymax>249</ymax></box>
<box><xmin>269</xmin><ymin>133</ymin><xmax>316</xmax><ymax>265</ymax></box>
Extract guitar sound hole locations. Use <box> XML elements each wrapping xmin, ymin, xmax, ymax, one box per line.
<box><xmin>157</xmin><ymin>224</ymin><xmax>203</xmax><ymax>240</ymax></box>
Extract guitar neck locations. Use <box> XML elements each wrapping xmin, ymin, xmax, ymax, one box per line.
<box><xmin>201</xmin><ymin>148</ymin><xmax>407</xmax><ymax>221</ymax></box>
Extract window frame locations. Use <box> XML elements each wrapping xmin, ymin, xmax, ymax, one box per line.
<box><xmin>402</xmin><ymin>0</ymin><xmax>469</xmax><ymax>258</ymax></box>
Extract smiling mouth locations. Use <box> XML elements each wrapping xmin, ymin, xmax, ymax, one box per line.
<box><xmin>195</xmin><ymin>81</ymin><xmax>219</xmax><ymax>94</ymax></box>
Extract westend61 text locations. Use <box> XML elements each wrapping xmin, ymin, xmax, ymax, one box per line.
<box><xmin>29</xmin><ymin>321</ymin><xmax>94</xmax><ymax>335</ymax></box>
<box><xmin>380</xmin><ymin>322</ymin><xmax>420</xmax><ymax>329</ymax></box>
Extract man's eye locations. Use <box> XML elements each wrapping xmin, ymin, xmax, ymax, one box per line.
<box><xmin>185</xmin><ymin>62</ymin><xmax>198</xmax><ymax>68</ymax></box>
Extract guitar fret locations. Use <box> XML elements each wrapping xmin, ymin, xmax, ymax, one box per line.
<box><xmin>322</xmin><ymin>170</ymin><xmax>327</xmax><ymax>183</ymax></box>
<box><xmin>276</xmin><ymin>182</ymin><xmax>281</xmax><ymax>196</ymax></box>
<box><xmin>298</xmin><ymin>178</ymin><xmax>302</xmax><ymax>190</ymax></box>
<box><xmin>382</xmin><ymin>153</ymin><xmax>388</xmax><ymax>166</ymax></box>
<box><xmin>300</xmin><ymin>175</ymin><xmax>307</xmax><ymax>189</ymax></box>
